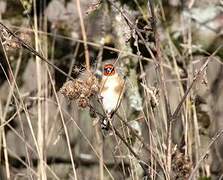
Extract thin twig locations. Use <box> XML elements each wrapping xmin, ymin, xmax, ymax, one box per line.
<box><xmin>115</xmin><ymin>113</ymin><xmax>163</xmax><ymax>166</ymax></box>
<box><xmin>7</xmin><ymin>24</ymin><xmax>172</xmax><ymax>69</ymax></box>
<box><xmin>112</xmin><ymin>126</ymin><xmax>150</xmax><ymax>175</ymax></box>
<box><xmin>147</xmin><ymin>0</ymin><xmax>172</xmax><ymax>176</ymax></box>
<box><xmin>48</xmin><ymin>67</ymin><xmax>78</xmax><ymax>179</ymax></box>
<box><xmin>189</xmin><ymin>130</ymin><xmax>223</xmax><ymax>180</ymax></box>
<box><xmin>89</xmin><ymin>96</ymin><xmax>152</xmax><ymax>176</ymax></box>
<box><xmin>75</xmin><ymin>0</ymin><xmax>90</xmax><ymax>71</ymax></box>
<box><xmin>170</xmin><ymin>45</ymin><xmax>223</xmax><ymax>123</ymax></box>
<box><xmin>107</xmin><ymin>1</ymin><xmax>173</xmax><ymax>177</ymax></box>
<box><xmin>0</xmin><ymin>22</ymin><xmax>74</xmax><ymax>80</ymax></box>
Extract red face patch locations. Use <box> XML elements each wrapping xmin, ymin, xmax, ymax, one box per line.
<box><xmin>103</xmin><ymin>64</ymin><xmax>115</xmax><ymax>76</ymax></box>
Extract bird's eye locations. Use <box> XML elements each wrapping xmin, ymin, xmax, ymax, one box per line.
<box><xmin>107</xmin><ymin>68</ymin><xmax>111</xmax><ymax>73</ymax></box>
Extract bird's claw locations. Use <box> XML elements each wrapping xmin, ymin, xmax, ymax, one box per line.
<box><xmin>101</xmin><ymin>118</ymin><xmax>110</xmax><ymax>131</ymax></box>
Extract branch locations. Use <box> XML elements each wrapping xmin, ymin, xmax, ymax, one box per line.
<box><xmin>0</xmin><ymin>22</ymin><xmax>74</xmax><ymax>80</ymax></box>
<box><xmin>75</xmin><ymin>0</ymin><xmax>90</xmax><ymax>71</ymax></box>
<box><xmin>189</xmin><ymin>130</ymin><xmax>223</xmax><ymax>180</ymax></box>
<box><xmin>170</xmin><ymin>45</ymin><xmax>223</xmax><ymax>122</ymax></box>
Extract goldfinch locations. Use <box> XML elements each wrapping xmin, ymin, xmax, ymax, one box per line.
<box><xmin>99</xmin><ymin>63</ymin><xmax>125</xmax><ymax>129</ymax></box>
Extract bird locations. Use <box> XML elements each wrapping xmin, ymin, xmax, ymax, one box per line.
<box><xmin>99</xmin><ymin>63</ymin><xmax>126</xmax><ymax>130</ymax></box>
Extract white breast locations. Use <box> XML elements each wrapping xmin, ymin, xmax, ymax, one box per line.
<box><xmin>101</xmin><ymin>89</ymin><xmax>120</xmax><ymax>114</ymax></box>
<box><xmin>100</xmin><ymin>75</ymin><xmax>121</xmax><ymax>114</ymax></box>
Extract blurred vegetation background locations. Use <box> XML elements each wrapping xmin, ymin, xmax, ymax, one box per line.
<box><xmin>0</xmin><ymin>0</ymin><xmax>223</xmax><ymax>179</ymax></box>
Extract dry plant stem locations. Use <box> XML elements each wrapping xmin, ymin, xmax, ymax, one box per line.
<box><xmin>170</xmin><ymin>45</ymin><xmax>222</xmax><ymax>123</ymax></box>
<box><xmin>117</xmin><ymin>1</ymin><xmax>172</xmax><ymax>177</ymax></box>
<box><xmin>33</xmin><ymin>0</ymin><xmax>46</xmax><ymax>178</ymax></box>
<box><xmin>107</xmin><ymin>0</ymin><xmax>171</xmax><ymax>119</ymax></box>
<box><xmin>118</xmin><ymin>113</ymin><xmax>136</xmax><ymax>178</ymax></box>
<box><xmin>8</xmin><ymin>24</ymin><xmax>172</xmax><ymax>69</ymax></box>
<box><xmin>17</xmin><ymin>106</ymin><xmax>34</xmax><ymax>180</ymax></box>
<box><xmin>0</xmin><ymin>43</ymin><xmax>24</xmax><ymax>180</ymax></box>
<box><xmin>189</xmin><ymin>130</ymin><xmax>223</xmax><ymax>180</ymax></box>
<box><xmin>0</xmin><ymin>104</ymin><xmax>2</xmax><ymax>168</ymax></box>
<box><xmin>0</xmin><ymin>109</ymin><xmax>10</xmax><ymax>180</ymax></box>
<box><xmin>139</xmin><ymin>61</ymin><xmax>165</xmax><ymax>178</ymax></box>
<box><xmin>118</xmin><ymin>107</ymin><xmax>133</xmax><ymax>178</ymax></box>
<box><xmin>95</xmin><ymin>124</ymin><xmax>104</xmax><ymax>180</ymax></box>
<box><xmin>67</xmin><ymin>42</ymin><xmax>80</xmax><ymax>78</ymax></box>
<box><xmin>24</xmin><ymin>95</ymin><xmax>140</xmax><ymax>179</ymax></box>
<box><xmin>41</xmin><ymin>4</ymin><xmax>50</xmax><ymax>163</ymax></box>
<box><xmin>0</xmin><ymin>89</ymin><xmax>59</xmax><ymax>180</ymax></box>
<box><xmin>0</xmin><ymin>71</ymin><xmax>34</xmax><ymax>179</ymax></box>
<box><xmin>91</xmin><ymin>102</ymin><xmax>151</xmax><ymax>176</ymax></box>
<box><xmin>112</xmin><ymin>127</ymin><xmax>149</xmax><ymax>175</ymax></box>
<box><xmin>7</xmin><ymin>124</ymin><xmax>60</xmax><ymax>180</ymax></box>
<box><xmin>0</xmin><ymin>41</ymin><xmax>18</xmax><ymax>180</ymax></box>
<box><xmin>115</xmin><ymin>113</ymin><xmax>163</xmax><ymax>167</ymax></box>
<box><xmin>147</xmin><ymin>0</ymin><xmax>172</xmax><ymax>176</ymax></box>
<box><xmin>0</xmin><ymin>52</ymin><xmax>27</xmax><ymax>180</ymax></box>
<box><xmin>48</xmin><ymin>69</ymin><xmax>78</xmax><ymax>179</ymax></box>
<box><xmin>167</xmin><ymin>31</ymin><xmax>189</xmax><ymax>160</ymax></box>
<box><xmin>97</xmin><ymin>3</ymin><xmax>168</xmax><ymax>176</ymax></box>
<box><xmin>0</xmin><ymin>107</ymin><xmax>21</xmax><ymax>128</ymax></box>
<box><xmin>0</xmin><ymin>22</ymin><xmax>74</xmax><ymax>80</ymax></box>
<box><xmin>0</xmin><ymin>41</ymin><xmax>19</xmax><ymax>130</ymax></box>
<box><xmin>7</xmin><ymin>147</ymin><xmax>38</xmax><ymax>177</ymax></box>
<box><xmin>112</xmin><ymin>126</ymin><xmax>163</xmax><ymax>178</ymax></box>
<box><xmin>0</xmin><ymin>36</ymin><xmax>48</xmax><ymax>176</ymax></box>
<box><xmin>75</xmin><ymin>0</ymin><xmax>90</xmax><ymax>71</ymax></box>
<box><xmin>0</xmin><ymin>75</ymin><xmax>59</xmax><ymax>180</ymax></box>
<box><xmin>15</xmin><ymin>50</ymin><xmax>34</xmax><ymax>179</ymax></box>
<box><xmin>66</xmin><ymin>117</ymin><xmax>114</xmax><ymax>179</ymax></box>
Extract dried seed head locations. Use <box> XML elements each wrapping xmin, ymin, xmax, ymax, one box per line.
<box><xmin>91</xmin><ymin>84</ymin><xmax>99</xmax><ymax>95</ymax></box>
<box><xmin>78</xmin><ymin>97</ymin><xmax>89</xmax><ymax>108</ymax></box>
<box><xmin>81</xmin><ymin>87</ymin><xmax>91</xmax><ymax>97</ymax></box>
<box><xmin>5</xmin><ymin>39</ymin><xmax>21</xmax><ymax>50</ymax></box>
<box><xmin>60</xmin><ymin>71</ymin><xmax>100</xmax><ymax>108</ymax></box>
<box><xmin>86</xmin><ymin>79</ymin><xmax>93</xmax><ymax>86</ymax></box>
<box><xmin>73</xmin><ymin>80</ymin><xmax>83</xmax><ymax>95</ymax></box>
<box><xmin>0</xmin><ymin>28</ymin><xmax>32</xmax><ymax>51</ymax></box>
<box><xmin>60</xmin><ymin>81</ymin><xmax>79</xmax><ymax>99</ymax></box>
<box><xmin>172</xmin><ymin>149</ymin><xmax>192</xmax><ymax>179</ymax></box>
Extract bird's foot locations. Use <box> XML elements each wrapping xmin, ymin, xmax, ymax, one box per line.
<box><xmin>101</xmin><ymin>118</ymin><xmax>110</xmax><ymax>131</ymax></box>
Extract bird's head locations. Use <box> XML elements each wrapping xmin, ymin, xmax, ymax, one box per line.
<box><xmin>103</xmin><ymin>64</ymin><xmax>116</xmax><ymax>76</ymax></box>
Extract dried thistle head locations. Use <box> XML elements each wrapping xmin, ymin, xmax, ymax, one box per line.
<box><xmin>78</xmin><ymin>96</ymin><xmax>89</xmax><ymax>108</ymax></box>
<box><xmin>1</xmin><ymin>29</ymin><xmax>21</xmax><ymax>50</ymax></box>
<box><xmin>72</xmin><ymin>66</ymin><xmax>86</xmax><ymax>77</ymax></box>
<box><xmin>60</xmin><ymin>81</ymin><xmax>79</xmax><ymax>100</ymax></box>
<box><xmin>0</xmin><ymin>28</ymin><xmax>32</xmax><ymax>51</ymax></box>
<box><xmin>60</xmin><ymin>71</ymin><xmax>100</xmax><ymax>108</ymax></box>
<box><xmin>172</xmin><ymin>149</ymin><xmax>192</xmax><ymax>179</ymax></box>
<box><xmin>91</xmin><ymin>84</ymin><xmax>99</xmax><ymax>95</ymax></box>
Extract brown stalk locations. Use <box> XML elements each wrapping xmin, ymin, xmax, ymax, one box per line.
<box><xmin>115</xmin><ymin>113</ymin><xmax>163</xmax><ymax>167</ymax></box>
<box><xmin>89</xmin><ymin>98</ymin><xmax>153</xmax><ymax>176</ymax></box>
<box><xmin>170</xmin><ymin>45</ymin><xmax>222</xmax><ymax>123</ymax></box>
<box><xmin>147</xmin><ymin>0</ymin><xmax>172</xmax><ymax>176</ymax></box>
<box><xmin>111</xmin><ymin>126</ymin><xmax>150</xmax><ymax>176</ymax></box>
<box><xmin>0</xmin><ymin>22</ymin><xmax>74</xmax><ymax>80</ymax></box>
<box><xmin>107</xmin><ymin>0</ymin><xmax>173</xmax><ymax>177</ymax></box>
<box><xmin>189</xmin><ymin>130</ymin><xmax>223</xmax><ymax>180</ymax></box>
<box><xmin>7</xmin><ymin>24</ymin><xmax>172</xmax><ymax>69</ymax></box>
<box><xmin>75</xmin><ymin>0</ymin><xmax>90</xmax><ymax>71</ymax></box>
